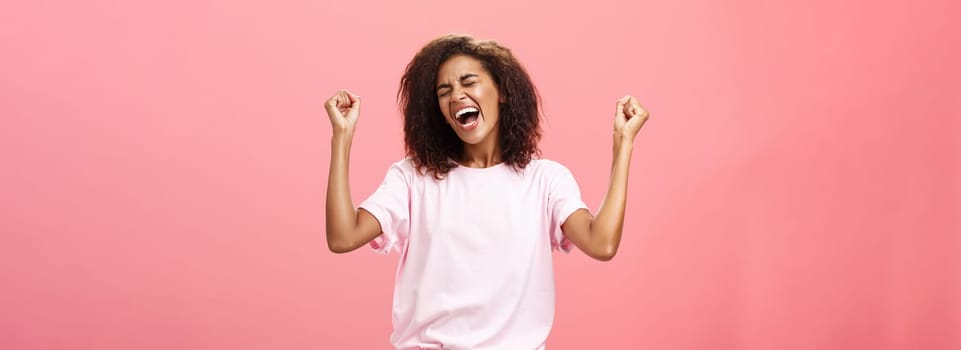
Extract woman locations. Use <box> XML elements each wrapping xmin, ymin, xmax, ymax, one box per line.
<box><xmin>324</xmin><ymin>34</ymin><xmax>649</xmax><ymax>349</ymax></box>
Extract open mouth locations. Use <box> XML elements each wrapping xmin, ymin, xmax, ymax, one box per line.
<box><xmin>455</xmin><ymin>106</ymin><xmax>480</xmax><ymax>126</ymax></box>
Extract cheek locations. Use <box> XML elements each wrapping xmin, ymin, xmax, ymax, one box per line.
<box><xmin>437</xmin><ymin>101</ymin><xmax>449</xmax><ymax>119</ymax></box>
<box><xmin>482</xmin><ymin>88</ymin><xmax>499</xmax><ymax>106</ymax></box>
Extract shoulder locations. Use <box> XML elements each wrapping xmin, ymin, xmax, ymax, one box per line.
<box><xmin>380</xmin><ymin>157</ymin><xmax>420</xmax><ymax>182</ymax></box>
<box><xmin>386</xmin><ymin>157</ymin><xmax>450</xmax><ymax>181</ymax></box>
<box><xmin>528</xmin><ymin>158</ymin><xmax>574</xmax><ymax>175</ymax></box>
<box><xmin>390</xmin><ymin>157</ymin><xmax>417</xmax><ymax>172</ymax></box>
<box><xmin>522</xmin><ymin>158</ymin><xmax>579</xmax><ymax>187</ymax></box>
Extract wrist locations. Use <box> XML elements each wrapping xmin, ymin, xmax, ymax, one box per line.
<box><xmin>332</xmin><ymin>129</ymin><xmax>355</xmax><ymax>144</ymax></box>
<box><xmin>612</xmin><ymin>134</ymin><xmax>635</xmax><ymax>152</ymax></box>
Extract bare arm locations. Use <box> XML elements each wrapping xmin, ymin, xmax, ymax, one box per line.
<box><xmin>562</xmin><ymin>95</ymin><xmax>650</xmax><ymax>261</ymax></box>
<box><xmin>324</xmin><ymin>90</ymin><xmax>383</xmax><ymax>253</ymax></box>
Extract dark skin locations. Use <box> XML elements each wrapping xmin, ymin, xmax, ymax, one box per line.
<box><xmin>324</xmin><ymin>56</ymin><xmax>650</xmax><ymax>260</ymax></box>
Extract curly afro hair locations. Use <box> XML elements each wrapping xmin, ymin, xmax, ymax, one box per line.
<box><xmin>398</xmin><ymin>34</ymin><xmax>542</xmax><ymax>179</ymax></box>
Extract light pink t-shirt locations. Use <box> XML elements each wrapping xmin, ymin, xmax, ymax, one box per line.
<box><xmin>359</xmin><ymin>158</ymin><xmax>588</xmax><ymax>350</ymax></box>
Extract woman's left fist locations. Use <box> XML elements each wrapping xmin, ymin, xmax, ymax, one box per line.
<box><xmin>614</xmin><ymin>95</ymin><xmax>649</xmax><ymax>141</ymax></box>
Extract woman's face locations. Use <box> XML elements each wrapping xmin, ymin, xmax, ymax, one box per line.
<box><xmin>436</xmin><ymin>54</ymin><xmax>502</xmax><ymax>146</ymax></box>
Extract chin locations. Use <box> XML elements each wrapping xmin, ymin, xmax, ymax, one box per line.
<box><xmin>457</xmin><ymin>137</ymin><xmax>481</xmax><ymax>145</ymax></box>
<box><xmin>458</xmin><ymin>131</ymin><xmax>492</xmax><ymax>145</ymax></box>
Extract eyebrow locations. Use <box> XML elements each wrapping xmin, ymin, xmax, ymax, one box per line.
<box><xmin>436</xmin><ymin>74</ymin><xmax>479</xmax><ymax>91</ymax></box>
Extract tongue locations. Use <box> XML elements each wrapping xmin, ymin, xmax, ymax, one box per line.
<box><xmin>459</xmin><ymin>114</ymin><xmax>478</xmax><ymax>125</ymax></box>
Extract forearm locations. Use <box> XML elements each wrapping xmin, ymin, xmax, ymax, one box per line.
<box><xmin>326</xmin><ymin>132</ymin><xmax>358</xmax><ymax>250</ymax></box>
<box><xmin>589</xmin><ymin>138</ymin><xmax>634</xmax><ymax>256</ymax></box>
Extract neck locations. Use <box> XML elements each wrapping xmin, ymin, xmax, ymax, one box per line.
<box><xmin>459</xmin><ymin>133</ymin><xmax>502</xmax><ymax>168</ymax></box>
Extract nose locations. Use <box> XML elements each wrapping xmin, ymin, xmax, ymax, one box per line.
<box><xmin>451</xmin><ymin>86</ymin><xmax>468</xmax><ymax>101</ymax></box>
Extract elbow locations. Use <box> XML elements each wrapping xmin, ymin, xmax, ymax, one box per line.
<box><xmin>593</xmin><ymin>251</ymin><xmax>617</xmax><ymax>262</ymax></box>
<box><xmin>326</xmin><ymin>232</ymin><xmax>357</xmax><ymax>254</ymax></box>
<box><xmin>591</xmin><ymin>245</ymin><xmax>619</xmax><ymax>262</ymax></box>
<box><xmin>327</xmin><ymin>243</ymin><xmax>353</xmax><ymax>254</ymax></box>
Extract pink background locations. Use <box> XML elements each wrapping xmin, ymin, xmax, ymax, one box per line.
<box><xmin>2</xmin><ymin>0</ymin><xmax>958</xmax><ymax>349</ymax></box>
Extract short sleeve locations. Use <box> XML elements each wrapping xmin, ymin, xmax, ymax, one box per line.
<box><xmin>358</xmin><ymin>161</ymin><xmax>411</xmax><ymax>255</ymax></box>
<box><xmin>547</xmin><ymin>162</ymin><xmax>589</xmax><ymax>253</ymax></box>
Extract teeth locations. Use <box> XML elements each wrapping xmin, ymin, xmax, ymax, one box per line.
<box><xmin>456</xmin><ymin>107</ymin><xmax>479</xmax><ymax>118</ymax></box>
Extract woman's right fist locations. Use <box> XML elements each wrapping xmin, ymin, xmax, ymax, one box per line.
<box><xmin>324</xmin><ymin>89</ymin><xmax>361</xmax><ymax>134</ymax></box>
